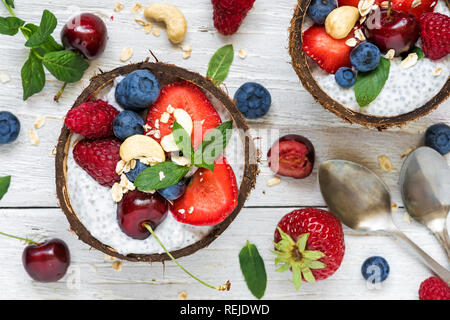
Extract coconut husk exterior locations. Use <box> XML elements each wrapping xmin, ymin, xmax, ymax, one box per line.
<box><xmin>55</xmin><ymin>61</ymin><xmax>258</xmax><ymax>262</ymax></box>
<box><xmin>289</xmin><ymin>0</ymin><xmax>450</xmax><ymax>130</ymax></box>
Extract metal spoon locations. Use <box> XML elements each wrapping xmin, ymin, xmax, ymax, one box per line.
<box><xmin>318</xmin><ymin>160</ymin><xmax>450</xmax><ymax>284</ymax></box>
<box><xmin>399</xmin><ymin>147</ymin><xmax>450</xmax><ymax>259</ymax></box>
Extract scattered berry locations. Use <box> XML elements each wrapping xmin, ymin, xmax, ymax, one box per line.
<box><xmin>350</xmin><ymin>42</ymin><xmax>381</xmax><ymax>72</ymax></box>
<box><xmin>419</xmin><ymin>12</ymin><xmax>450</xmax><ymax>61</ymax></box>
<box><xmin>391</xmin><ymin>0</ymin><xmax>437</xmax><ymax>20</ymax></box>
<box><xmin>334</xmin><ymin>67</ymin><xmax>356</xmax><ymax>88</ymax></box>
<box><xmin>302</xmin><ymin>25</ymin><xmax>354</xmax><ymax>74</ymax></box>
<box><xmin>113</xmin><ymin>110</ymin><xmax>145</xmax><ymax>141</ymax></box>
<box><xmin>361</xmin><ymin>256</ymin><xmax>390</xmax><ymax>283</ymax></box>
<box><xmin>65</xmin><ymin>100</ymin><xmax>119</xmax><ymax>138</ymax></box>
<box><xmin>146</xmin><ymin>81</ymin><xmax>222</xmax><ymax>149</ymax></box>
<box><xmin>425</xmin><ymin>123</ymin><xmax>450</xmax><ymax>155</ymax></box>
<box><xmin>73</xmin><ymin>138</ymin><xmax>121</xmax><ymax>187</ymax></box>
<box><xmin>419</xmin><ymin>276</ymin><xmax>450</xmax><ymax>300</ymax></box>
<box><xmin>211</xmin><ymin>0</ymin><xmax>255</xmax><ymax>35</ymax></box>
<box><xmin>274</xmin><ymin>208</ymin><xmax>345</xmax><ymax>289</ymax></box>
<box><xmin>307</xmin><ymin>0</ymin><xmax>337</xmax><ymax>25</ymax></box>
<box><xmin>117</xmin><ymin>190</ymin><xmax>168</xmax><ymax>240</ymax></box>
<box><xmin>115</xmin><ymin>70</ymin><xmax>161</xmax><ymax>111</ymax></box>
<box><xmin>125</xmin><ymin>159</ymin><xmax>149</xmax><ymax>183</ymax></box>
<box><xmin>0</xmin><ymin>111</ymin><xmax>20</xmax><ymax>144</ymax></box>
<box><xmin>22</xmin><ymin>239</ymin><xmax>70</xmax><ymax>283</ymax></box>
<box><xmin>268</xmin><ymin>135</ymin><xmax>315</xmax><ymax>179</ymax></box>
<box><xmin>171</xmin><ymin>157</ymin><xmax>238</xmax><ymax>226</ymax></box>
<box><xmin>158</xmin><ymin>180</ymin><xmax>187</xmax><ymax>201</ymax></box>
<box><xmin>234</xmin><ymin>82</ymin><xmax>271</xmax><ymax>119</ymax></box>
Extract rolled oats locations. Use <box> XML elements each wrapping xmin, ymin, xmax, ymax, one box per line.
<box><xmin>433</xmin><ymin>68</ymin><xmax>442</xmax><ymax>76</ymax></box>
<box><xmin>345</xmin><ymin>38</ymin><xmax>358</xmax><ymax>47</ymax></box>
<box><xmin>120</xmin><ymin>47</ymin><xmax>134</xmax><ymax>62</ymax></box>
<box><xmin>358</xmin><ymin>0</ymin><xmax>375</xmax><ymax>16</ymax></box>
<box><xmin>378</xmin><ymin>155</ymin><xmax>394</xmax><ymax>172</ymax></box>
<box><xmin>384</xmin><ymin>49</ymin><xmax>395</xmax><ymax>60</ymax></box>
<box><xmin>400</xmin><ymin>53</ymin><xmax>418</xmax><ymax>69</ymax></box>
<box><xmin>266</xmin><ymin>176</ymin><xmax>281</xmax><ymax>186</ymax></box>
<box><xmin>110</xmin><ymin>183</ymin><xmax>124</xmax><ymax>202</ymax></box>
<box><xmin>238</xmin><ymin>49</ymin><xmax>248</xmax><ymax>59</ymax></box>
<box><xmin>131</xmin><ymin>4</ymin><xmax>143</xmax><ymax>13</ymax></box>
<box><xmin>28</xmin><ymin>128</ymin><xmax>39</xmax><ymax>146</ymax></box>
<box><xmin>34</xmin><ymin>116</ymin><xmax>46</xmax><ymax>129</ymax></box>
<box><xmin>0</xmin><ymin>71</ymin><xmax>10</xmax><ymax>83</ymax></box>
<box><xmin>114</xmin><ymin>3</ymin><xmax>124</xmax><ymax>12</ymax></box>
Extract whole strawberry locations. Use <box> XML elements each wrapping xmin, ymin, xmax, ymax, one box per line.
<box><xmin>274</xmin><ymin>208</ymin><xmax>345</xmax><ymax>290</ymax></box>
<box><xmin>212</xmin><ymin>0</ymin><xmax>255</xmax><ymax>35</ymax></box>
<box><xmin>419</xmin><ymin>276</ymin><xmax>450</xmax><ymax>300</ymax></box>
<box><xmin>419</xmin><ymin>12</ymin><xmax>450</xmax><ymax>60</ymax></box>
<box><xmin>73</xmin><ymin>138</ymin><xmax>121</xmax><ymax>187</ymax></box>
<box><xmin>65</xmin><ymin>100</ymin><xmax>119</xmax><ymax>138</ymax></box>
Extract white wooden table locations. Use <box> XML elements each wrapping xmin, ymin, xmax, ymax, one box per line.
<box><xmin>0</xmin><ymin>0</ymin><xmax>448</xmax><ymax>300</ymax></box>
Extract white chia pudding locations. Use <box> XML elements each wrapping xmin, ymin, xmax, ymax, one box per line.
<box><xmin>309</xmin><ymin>1</ymin><xmax>449</xmax><ymax>117</ymax></box>
<box><xmin>66</xmin><ymin>77</ymin><xmax>245</xmax><ymax>255</ymax></box>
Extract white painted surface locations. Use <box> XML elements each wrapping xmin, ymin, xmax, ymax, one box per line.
<box><xmin>0</xmin><ymin>0</ymin><xmax>448</xmax><ymax>300</ymax></box>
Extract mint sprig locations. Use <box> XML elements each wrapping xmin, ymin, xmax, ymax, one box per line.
<box><xmin>239</xmin><ymin>241</ymin><xmax>267</xmax><ymax>299</ymax></box>
<box><xmin>354</xmin><ymin>58</ymin><xmax>390</xmax><ymax>107</ymax></box>
<box><xmin>207</xmin><ymin>44</ymin><xmax>234</xmax><ymax>85</ymax></box>
<box><xmin>0</xmin><ymin>2</ymin><xmax>89</xmax><ymax>100</ymax></box>
<box><xmin>134</xmin><ymin>120</ymin><xmax>233</xmax><ymax>192</ymax></box>
<box><xmin>0</xmin><ymin>176</ymin><xmax>11</xmax><ymax>200</ymax></box>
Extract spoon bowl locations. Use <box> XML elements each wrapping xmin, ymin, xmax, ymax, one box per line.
<box><xmin>400</xmin><ymin>147</ymin><xmax>450</xmax><ymax>258</ymax></box>
<box><xmin>319</xmin><ymin>159</ymin><xmax>450</xmax><ymax>284</ymax></box>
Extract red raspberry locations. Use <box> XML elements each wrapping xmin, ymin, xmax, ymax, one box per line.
<box><xmin>73</xmin><ymin>138</ymin><xmax>121</xmax><ymax>187</ymax></box>
<box><xmin>65</xmin><ymin>100</ymin><xmax>119</xmax><ymax>138</ymax></box>
<box><xmin>419</xmin><ymin>12</ymin><xmax>450</xmax><ymax>60</ymax></box>
<box><xmin>419</xmin><ymin>276</ymin><xmax>450</xmax><ymax>300</ymax></box>
<box><xmin>211</xmin><ymin>0</ymin><xmax>255</xmax><ymax>35</ymax></box>
<box><xmin>274</xmin><ymin>208</ymin><xmax>345</xmax><ymax>289</ymax></box>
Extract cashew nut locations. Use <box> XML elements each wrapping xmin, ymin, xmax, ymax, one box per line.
<box><xmin>144</xmin><ymin>3</ymin><xmax>187</xmax><ymax>44</ymax></box>
<box><xmin>325</xmin><ymin>6</ymin><xmax>360</xmax><ymax>40</ymax></box>
<box><xmin>119</xmin><ymin>135</ymin><xmax>165</xmax><ymax>163</ymax></box>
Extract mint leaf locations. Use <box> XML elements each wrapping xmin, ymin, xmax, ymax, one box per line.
<box><xmin>239</xmin><ymin>241</ymin><xmax>267</xmax><ymax>300</ymax></box>
<box><xmin>207</xmin><ymin>44</ymin><xmax>234</xmax><ymax>85</ymax></box>
<box><xmin>22</xmin><ymin>23</ymin><xmax>64</xmax><ymax>56</ymax></box>
<box><xmin>21</xmin><ymin>51</ymin><xmax>45</xmax><ymax>100</ymax></box>
<box><xmin>0</xmin><ymin>176</ymin><xmax>11</xmax><ymax>200</ymax></box>
<box><xmin>5</xmin><ymin>0</ymin><xmax>15</xmax><ymax>8</ymax></box>
<box><xmin>173</xmin><ymin>121</ymin><xmax>194</xmax><ymax>163</ymax></box>
<box><xmin>354</xmin><ymin>58</ymin><xmax>390</xmax><ymax>107</ymax></box>
<box><xmin>134</xmin><ymin>161</ymin><xmax>190</xmax><ymax>192</ymax></box>
<box><xmin>194</xmin><ymin>121</ymin><xmax>232</xmax><ymax>171</ymax></box>
<box><xmin>0</xmin><ymin>16</ymin><xmax>24</xmax><ymax>36</ymax></box>
<box><xmin>25</xmin><ymin>10</ymin><xmax>57</xmax><ymax>47</ymax></box>
<box><xmin>43</xmin><ymin>50</ymin><xmax>89</xmax><ymax>83</ymax></box>
<box><xmin>411</xmin><ymin>46</ymin><xmax>425</xmax><ymax>60</ymax></box>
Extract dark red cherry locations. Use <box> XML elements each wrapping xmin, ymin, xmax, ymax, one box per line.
<box><xmin>117</xmin><ymin>190</ymin><xmax>168</xmax><ymax>240</ymax></box>
<box><xmin>362</xmin><ymin>8</ymin><xmax>420</xmax><ymax>56</ymax></box>
<box><xmin>61</xmin><ymin>13</ymin><xmax>108</xmax><ymax>60</ymax></box>
<box><xmin>22</xmin><ymin>239</ymin><xmax>70</xmax><ymax>283</ymax></box>
<box><xmin>267</xmin><ymin>134</ymin><xmax>315</xmax><ymax>179</ymax></box>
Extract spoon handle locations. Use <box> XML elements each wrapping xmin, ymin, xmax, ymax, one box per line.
<box><xmin>392</xmin><ymin>229</ymin><xmax>450</xmax><ymax>284</ymax></box>
<box><xmin>433</xmin><ymin>228</ymin><xmax>450</xmax><ymax>261</ymax></box>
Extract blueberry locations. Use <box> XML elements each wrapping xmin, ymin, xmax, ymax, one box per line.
<box><xmin>234</xmin><ymin>82</ymin><xmax>271</xmax><ymax>119</ymax></box>
<box><xmin>335</xmin><ymin>67</ymin><xmax>357</xmax><ymax>88</ymax></box>
<box><xmin>307</xmin><ymin>0</ymin><xmax>337</xmax><ymax>24</ymax></box>
<box><xmin>115</xmin><ymin>70</ymin><xmax>161</xmax><ymax>111</ymax></box>
<box><xmin>113</xmin><ymin>110</ymin><xmax>145</xmax><ymax>141</ymax></box>
<box><xmin>0</xmin><ymin>111</ymin><xmax>20</xmax><ymax>144</ymax></box>
<box><xmin>157</xmin><ymin>180</ymin><xmax>187</xmax><ymax>201</ymax></box>
<box><xmin>350</xmin><ymin>42</ymin><xmax>381</xmax><ymax>72</ymax></box>
<box><xmin>425</xmin><ymin>123</ymin><xmax>450</xmax><ymax>155</ymax></box>
<box><xmin>125</xmin><ymin>160</ymin><xmax>149</xmax><ymax>183</ymax></box>
<box><xmin>361</xmin><ymin>256</ymin><xmax>390</xmax><ymax>284</ymax></box>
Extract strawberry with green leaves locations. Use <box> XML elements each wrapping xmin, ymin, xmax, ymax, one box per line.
<box><xmin>273</xmin><ymin>208</ymin><xmax>345</xmax><ymax>289</ymax></box>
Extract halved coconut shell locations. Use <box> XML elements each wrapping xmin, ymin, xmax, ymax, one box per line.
<box><xmin>55</xmin><ymin>61</ymin><xmax>258</xmax><ymax>262</ymax></box>
<box><xmin>289</xmin><ymin>0</ymin><xmax>450</xmax><ymax>130</ymax></box>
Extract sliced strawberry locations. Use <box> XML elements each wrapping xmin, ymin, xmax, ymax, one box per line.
<box><xmin>392</xmin><ymin>0</ymin><xmax>437</xmax><ymax>19</ymax></box>
<box><xmin>302</xmin><ymin>25</ymin><xmax>354</xmax><ymax>74</ymax></box>
<box><xmin>146</xmin><ymin>81</ymin><xmax>222</xmax><ymax>149</ymax></box>
<box><xmin>170</xmin><ymin>157</ymin><xmax>238</xmax><ymax>226</ymax></box>
<box><xmin>337</xmin><ymin>0</ymin><xmax>382</xmax><ymax>7</ymax></box>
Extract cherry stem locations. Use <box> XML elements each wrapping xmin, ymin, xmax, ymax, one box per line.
<box><xmin>0</xmin><ymin>231</ymin><xmax>40</xmax><ymax>246</ymax></box>
<box><xmin>387</xmin><ymin>0</ymin><xmax>392</xmax><ymax>19</ymax></box>
<box><xmin>143</xmin><ymin>223</ymin><xmax>230</xmax><ymax>292</ymax></box>
<box><xmin>54</xmin><ymin>82</ymin><xmax>67</xmax><ymax>102</ymax></box>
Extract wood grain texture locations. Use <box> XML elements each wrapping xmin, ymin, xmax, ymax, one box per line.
<box><xmin>0</xmin><ymin>0</ymin><xmax>449</xmax><ymax>300</ymax></box>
